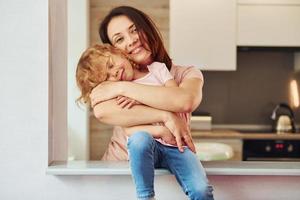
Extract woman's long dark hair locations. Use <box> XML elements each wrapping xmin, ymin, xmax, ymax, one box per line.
<box><xmin>99</xmin><ymin>6</ymin><xmax>172</xmax><ymax>70</ymax></box>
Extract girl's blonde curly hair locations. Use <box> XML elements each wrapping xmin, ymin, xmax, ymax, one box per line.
<box><xmin>76</xmin><ymin>43</ymin><xmax>136</xmax><ymax>105</ymax></box>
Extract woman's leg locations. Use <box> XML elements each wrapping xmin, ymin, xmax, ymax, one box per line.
<box><xmin>161</xmin><ymin>145</ymin><xmax>214</xmax><ymax>200</ymax></box>
<box><xmin>127</xmin><ymin>131</ymin><xmax>159</xmax><ymax>200</ymax></box>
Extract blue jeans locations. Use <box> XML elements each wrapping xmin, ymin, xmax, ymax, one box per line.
<box><xmin>127</xmin><ymin>131</ymin><xmax>214</xmax><ymax>200</ymax></box>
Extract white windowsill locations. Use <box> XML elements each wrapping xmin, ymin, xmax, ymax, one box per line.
<box><xmin>46</xmin><ymin>161</ymin><xmax>300</xmax><ymax>176</ymax></box>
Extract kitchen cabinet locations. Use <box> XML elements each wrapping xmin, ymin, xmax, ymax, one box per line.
<box><xmin>237</xmin><ymin>0</ymin><xmax>300</xmax><ymax>46</ymax></box>
<box><xmin>170</xmin><ymin>0</ymin><xmax>236</xmax><ymax>71</ymax></box>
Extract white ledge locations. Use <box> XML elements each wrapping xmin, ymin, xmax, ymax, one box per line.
<box><xmin>46</xmin><ymin>161</ymin><xmax>300</xmax><ymax>176</ymax></box>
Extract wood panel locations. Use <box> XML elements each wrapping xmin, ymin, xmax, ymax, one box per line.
<box><xmin>89</xmin><ymin>0</ymin><xmax>169</xmax><ymax>160</ymax></box>
<box><xmin>89</xmin><ymin>115</ymin><xmax>113</xmax><ymax>160</ymax></box>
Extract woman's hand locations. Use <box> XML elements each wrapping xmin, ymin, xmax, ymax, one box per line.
<box><xmin>163</xmin><ymin>113</ymin><xmax>196</xmax><ymax>153</ymax></box>
<box><xmin>116</xmin><ymin>96</ymin><xmax>141</xmax><ymax>109</ymax></box>
<box><xmin>90</xmin><ymin>81</ymin><xmax>122</xmax><ymax>107</ymax></box>
<box><xmin>159</xmin><ymin>126</ymin><xmax>177</xmax><ymax>146</ymax></box>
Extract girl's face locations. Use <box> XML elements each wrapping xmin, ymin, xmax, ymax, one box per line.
<box><xmin>106</xmin><ymin>54</ymin><xmax>135</xmax><ymax>82</ymax></box>
<box><xmin>107</xmin><ymin>15</ymin><xmax>153</xmax><ymax>66</ymax></box>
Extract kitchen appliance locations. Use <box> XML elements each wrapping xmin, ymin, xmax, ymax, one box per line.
<box><xmin>270</xmin><ymin>103</ymin><xmax>296</xmax><ymax>134</ymax></box>
<box><xmin>243</xmin><ymin>139</ymin><xmax>300</xmax><ymax>161</ymax></box>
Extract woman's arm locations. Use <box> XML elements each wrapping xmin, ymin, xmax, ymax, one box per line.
<box><xmin>113</xmin><ymin>79</ymin><xmax>178</xmax><ymax>109</ymax></box>
<box><xmin>93</xmin><ymin>100</ymin><xmax>195</xmax><ymax>152</ymax></box>
<box><xmin>93</xmin><ymin>99</ymin><xmax>169</xmax><ymax>127</ymax></box>
<box><xmin>91</xmin><ymin>78</ymin><xmax>203</xmax><ymax>113</ymax></box>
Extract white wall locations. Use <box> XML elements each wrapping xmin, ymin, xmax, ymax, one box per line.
<box><xmin>67</xmin><ymin>0</ymin><xmax>89</xmax><ymax>161</ymax></box>
<box><xmin>1</xmin><ymin>0</ymin><xmax>300</xmax><ymax>200</ymax></box>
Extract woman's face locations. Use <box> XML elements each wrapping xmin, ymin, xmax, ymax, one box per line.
<box><xmin>107</xmin><ymin>15</ymin><xmax>152</xmax><ymax>66</ymax></box>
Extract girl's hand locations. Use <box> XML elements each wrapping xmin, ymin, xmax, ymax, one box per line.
<box><xmin>116</xmin><ymin>96</ymin><xmax>141</xmax><ymax>109</ymax></box>
<box><xmin>160</xmin><ymin>126</ymin><xmax>177</xmax><ymax>146</ymax></box>
<box><xmin>163</xmin><ymin>113</ymin><xmax>196</xmax><ymax>153</ymax></box>
<box><xmin>90</xmin><ymin>81</ymin><xmax>121</xmax><ymax>107</ymax></box>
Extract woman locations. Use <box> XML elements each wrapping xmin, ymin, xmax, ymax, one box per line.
<box><xmin>90</xmin><ymin>6</ymin><xmax>214</xmax><ymax>200</ymax></box>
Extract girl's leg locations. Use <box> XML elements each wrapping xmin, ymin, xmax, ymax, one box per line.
<box><xmin>127</xmin><ymin>131</ymin><xmax>159</xmax><ymax>200</ymax></box>
<box><xmin>161</xmin><ymin>145</ymin><xmax>214</xmax><ymax>200</ymax></box>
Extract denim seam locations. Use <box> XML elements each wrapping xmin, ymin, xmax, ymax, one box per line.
<box><xmin>137</xmin><ymin>134</ymin><xmax>156</xmax><ymax>199</ymax></box>
<box><xmin>138</xmin><ymin>192</ymin><xmax>155</xmax><ymax>200</ymax></box>
<box><xmin>162</xmin><ymin>147</ymin><xmax>214</xmax><ymax>200</ymax></box>
<box><xmin>136</xmin><ymin>138</ymin><xmax>156</xmax><ymax>200</ymax></box>
<box><xmin>163</xmin><ymin>147</ymin><xmax>189</xmax><ymax>193</ymax></box>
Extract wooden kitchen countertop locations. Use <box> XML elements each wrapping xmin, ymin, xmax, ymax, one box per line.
<box><xmin>192</xmin><ymin>129</ymin><xmax>300</xmax><ymax>140</ymax></box>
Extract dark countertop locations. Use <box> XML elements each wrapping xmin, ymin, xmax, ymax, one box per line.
<box><xmin>192</xmin><ymin>129</ymin><xmax>300</xmax><ymax>140</ymax></box>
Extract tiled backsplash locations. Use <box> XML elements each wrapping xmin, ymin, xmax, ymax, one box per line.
<box><xmin>194</xmin><ymin>51</ymin><xmax>300</xmax><ymax>125</ymax></box>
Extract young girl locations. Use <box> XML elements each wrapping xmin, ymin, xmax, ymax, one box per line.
<box><xmin>76</xmin><ymin>44</ymin><xmax>177</xmax><ymax>146</ymax></box>
<box><xmin>76</xmin><ymin>43</ymin><xmax>187</xmax><ymax>147</ymax></box>
<box><xmin>76</xmin><ymin>43</ymin><xmax>213</xmax><ymax>200</ymax></box>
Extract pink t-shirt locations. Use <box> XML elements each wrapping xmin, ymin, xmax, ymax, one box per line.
<box><xmin>134</xmin><ymin>62</ymin><xmax>173</xmax><ymax>85</ymax></box>
<box><xmin>101</xmin><ymin>63</ymin><xmax>204</xmax><ymax>161</ymax></box>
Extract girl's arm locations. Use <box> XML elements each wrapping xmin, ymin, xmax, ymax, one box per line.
<box><xmin>123</xmin><ymin>125</ymin><xmax>177</xmax><ymax>146</ymax></box>
<box><xmin>93</xmin><ymin>100</ymin><xmax>195</xmax><ymax>152</ymax></box>
<box><xmin>91</xmin><ymin>78</ymin><xmax>203</xmax><ymax>113</ymax></box>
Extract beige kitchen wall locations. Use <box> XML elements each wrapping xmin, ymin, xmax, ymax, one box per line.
<box><xmin>89</xmin><ymin>0</ymin><xmax>169</xmax><ymax>160</ymax></box>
